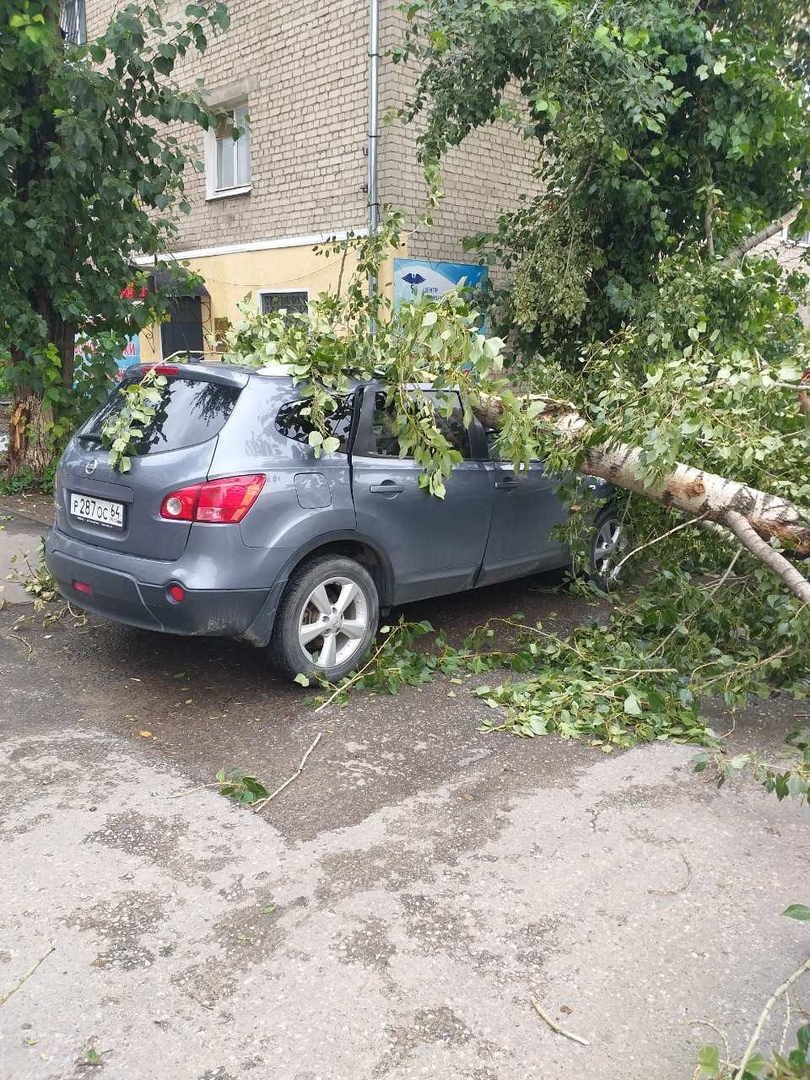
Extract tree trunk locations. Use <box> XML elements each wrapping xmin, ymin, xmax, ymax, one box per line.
<box><xmin>33</xmin><ymin>289</ymin><xmax>76</xmax><ymax>390</ymax></box>
<box><xmin>4</xmin><ymin>295</ymin><xmax>75</xmax><ymax>477</ymax></box>
<box><xmin>472</xmin><ymin>397</ymin><xmax>810</xmax><ymax>602</ymax></box>
<box><xmin>584</xmin><ymin>443</ymin><xmax>810</xmax><ymax>556</ymax></box>
<box><xmin>6</xmin><ymin>380</ymin><xmax>56</xmax><ymax>477</ymax></box>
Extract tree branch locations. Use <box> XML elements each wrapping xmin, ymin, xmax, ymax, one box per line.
<box><xmin>610</xmin><ymin>513</ymin><xmax>709</xmax><ymax>579</ymax></box>
<box><xmin>530</xmin><ymin>998</ymin><xmax>590</xmax><ymax>1045</ymax></box>
<box><xmin>723</xmin><ymin>511</ymin><xmax>810</xmax><ymax>605</ymax></box>
<box><xmin>0</xmin><ymin>945</ymin><xmax>55</xmax><ymax>1007</ymax></box>
<box><xmin>470</xmin><ymin>399</ymin><xmax>810</xmax><ymax>560</ymax></box>
<box><xmin>722</xmin><ymin>203</ymin><xmax>803</xmax><ymax>266</ymax></box>
<box><xmin>735</xmin><ymin>955</ymin><xmax>810</xmax><ymax>1078</ymax></box>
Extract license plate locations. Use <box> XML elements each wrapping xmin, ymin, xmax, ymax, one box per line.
<box><xmin>70</xmin><ymin>493</ymin><xmax>124</xmax><ymax>529</ymax></box>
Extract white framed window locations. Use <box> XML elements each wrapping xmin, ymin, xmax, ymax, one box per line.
<box><xmin>782</xmin><ymin>225</ymin><xmax>810</xmax><ymax>247</ymax></box>
<box><xmin>258</xmin><ymin>290</ymin><xmax>310</xmax><ymax>320</ymax></box>
<box><xmin>206</xmin><ymin>104</ymin><xmax>251</xmax><ymax>199</ymax></box>
<box><xmin>60</xmin><ymin>0</ymin><xmax>86</xmax><ymax>43</ymax></box>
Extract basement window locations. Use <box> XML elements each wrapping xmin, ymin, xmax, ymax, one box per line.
<box><xmin>259</xmin><ymin>291</ymin><xmax>309</xmax><ymax>321</ymax></box>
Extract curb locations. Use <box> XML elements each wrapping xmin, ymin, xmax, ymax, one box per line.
<box><xmin>0</xmin><ymin>503</ymin><xmax>54</xmax><ymax>530</ymax></box>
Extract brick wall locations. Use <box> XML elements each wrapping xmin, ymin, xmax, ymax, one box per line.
<box><xmin>87</xmin><ymin>0</ymin><xmax>369</xmax><ymax>250</ymax></box>
<box><xmin>83</xmin><ymin>0</ymin><xmax>537</xmax><ymax>261</ymax></box>
<box><xmin>378</xmin><ymin>0</ymin><xmax>538</xmax><ymax>263</ymax></box>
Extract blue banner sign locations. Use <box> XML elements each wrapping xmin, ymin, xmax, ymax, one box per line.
<box><xmin>393</xmin><ymin>259</ymin><xmax>488</xmax><ymax>310</ymax></box>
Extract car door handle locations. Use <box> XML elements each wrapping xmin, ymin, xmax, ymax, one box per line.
<box><xmin>369</xmin><ymin>482</ymin><xmax>405</xmax><ymax>494</ymax></box>
<box><xmin>494</xmin><ymin>478</ymin><xmax>517</xmax><ymax>490</ymax></box>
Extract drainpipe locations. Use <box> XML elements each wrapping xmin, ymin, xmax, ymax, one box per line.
<box><xmin>367</xmin><ymin>0</ymin><xmax>380</xmax><ymax>302</ymax></box>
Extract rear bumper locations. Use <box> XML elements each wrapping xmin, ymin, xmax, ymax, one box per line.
<box><xmin>44</xmin><ymin>532</ymin><xmax>284</xmax><ymax>644</ymax></box>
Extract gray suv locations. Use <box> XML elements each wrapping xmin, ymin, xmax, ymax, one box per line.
<box><xmin>45</xmin><ymin>363</ymin><xmax>623</xmax><ymax>681</ymax></box>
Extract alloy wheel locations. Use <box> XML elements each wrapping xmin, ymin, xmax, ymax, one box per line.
<box><xmin>297</xmin><ymin>575</ymin><xmax>370</xmax><ymax>670</ymax></box>
<box><xmin>592</xmin><ymin>515</ymin><xmax>628</xmax><ymax>583</ymax></box>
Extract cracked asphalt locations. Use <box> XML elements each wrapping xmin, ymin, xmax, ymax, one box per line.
<box><xmin>1</xmin><ymin>505</ymin><xmax>808</xmax><ymax>1080</ymax></box>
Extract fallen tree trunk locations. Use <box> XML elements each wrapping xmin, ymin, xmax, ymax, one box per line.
<box><xmin>587</xmin><ymin>444</ymin><xmax>810</xmax><ymax>604</ymax></box>
<box><xmin>472</xmin><ymin>397</ymin><xmax>810</xmax><ymax>604</ymax></box>
<box><xmin>584</xmin><ymin>444</ymin><xmax>810</xmax><ymax>556</ymax></box>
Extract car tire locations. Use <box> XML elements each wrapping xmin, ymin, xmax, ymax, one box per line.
<box><xmin>588</xmin><ymin>507</ymin><xmax>629</xmax><ymax>590</ymax></box>
<box><xmin>269</xmin><ymin>555</ymin><xmax>380</xmax><ymax>683</ymax></box>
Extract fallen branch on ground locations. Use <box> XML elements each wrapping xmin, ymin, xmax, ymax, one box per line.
<box><xmin>530</xmin><ymin>997</ymin><xmax>590</xmax><ymax>1046</ymax></box>
<box><xmin>253</xmin><ymin>733</ymin><xmax>323</xmax><ymax>812</ymax></box>
<box><xmin>736</xmin><ymin>955</ymin><xmax>810</xmax><ymax>1077</ymax></box>
<box><xmin>0</xmin><ymin>944</ymin><xmax>55</xmax><ymax>1007</ymax></box>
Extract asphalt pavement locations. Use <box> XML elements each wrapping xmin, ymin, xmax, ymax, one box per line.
<box><xmin>0</xmin><ymin>504</ymin><xmax>808</xmax><ymax>1080</ymax></box>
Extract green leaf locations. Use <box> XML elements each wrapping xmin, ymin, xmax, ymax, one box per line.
<box><xmin>293</xmin><ymin>673</ymin><xmax>310</xmax><ymax>687</ymax></box>
<box><xmin>782</xmin><ymin>904</ymin><xmax>810</xmax><ymax>922</ymax></box>
<box><xmin>741</xmin><ymin>1053</ymin><xmax>767</xmax><ymax>1076</ymax></box>
<box><xmin>697</xmin><ymin>1044</ymin><xmax>720</xmax><ymax>1076</ymax></box>
<box><xmin>623</xmin><ymin>693</ymin><xmax>642</xmax><ymax>717</ymax></box>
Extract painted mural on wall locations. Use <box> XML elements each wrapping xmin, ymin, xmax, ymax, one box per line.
<box><xmin>74</xmin><ymin>333</ymin><xmax>141</xmax><ymax>383</ymax></box>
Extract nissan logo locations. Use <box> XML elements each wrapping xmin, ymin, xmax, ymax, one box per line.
<box><xmin>85</xmin><ymin>458</ymin><xmax>98</xmax><ymax>476</ymax></box>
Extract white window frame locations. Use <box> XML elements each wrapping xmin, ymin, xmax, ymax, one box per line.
<box><xmin>781</xmin><ymin>225</ymin><xmax>810</xmax><ymax>248</ymax></box>
<box><xmin>60</xmin><ymin>0</ymin><xmax>87</xmax><ymax>44</ymax></box>
<box><xmin>205</xmin><ymin>103</ymin><xmax>251</xmax><ymax>201</ymax></box>
<box><xmin>257</xmin><ymin>289</ymin><xmax>310</xmax><ymax>318</ymax></box>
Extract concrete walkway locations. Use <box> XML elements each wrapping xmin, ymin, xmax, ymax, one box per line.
<box><xmin>0</xmin><ymin>508</ymin><xmax>48</xmax><ymax>605</ymax></box>
<box><xmin>0</xmin><ymin>508</ymin><xmax>808</xmax><ymax>1079</ymax></box>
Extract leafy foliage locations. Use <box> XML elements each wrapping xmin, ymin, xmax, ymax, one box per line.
<box><xmin>101</xmin><ymin>368</ymin><xmax>168</xmax><ymax>472</ymax></box>
<box><xmin>303</xmin><ymin>538</ymin><xmax>809</xmax><ymax>750</ymax></box>
<box><xmin>17</xmin><ymin>546</ymin><xmax>61</xmax><ymax>609</ymax></box>
<box><xmin>696</xmin><ymin>956</ymin><xmax>810</xmax><ymax>1079</ymax></box>
<box><xmin>698</xmin><ymin>1021</ymin><xmax>810</xmax><ymax>1078</ymax></box>
<box><xmin>216</xmin><ymin>767</ymin><xmax>269</xmax><ymax>805</ymax></box>
<box><xmin>0</xmin><ymin>464</ymin><xmax>56</xmax><ymax>495</ymax></box>
<box><xmin>215</xmin><ymin>215</ymin><xmax>548</xmax><ymax>498</ymax></box>
<box><xmin>545</xmin><ymin>257</ymin><xmax>810</xmax><ymax>506</ymax></box>
<box><xmin>0</xmin><ymin>0</ymin><xmax>230</xmax><ymax>470</ymax></box>
<box><xmin>695</xmin><ymin>726</ymin><xmax>810</xmax><ymax>807</ymax></box>
<box><xmin>398</xmin><ymin>0</ymin><xmax>810</xmax><ymax>354</ymax></box>
<box><xmin>6</xmin><ymin>540</ymin><xmax>87</xmax><ymax>627</ymax></box>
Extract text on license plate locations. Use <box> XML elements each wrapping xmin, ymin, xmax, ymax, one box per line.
<box><xmin>70</xmin><ymin>493</ymin><xmax>124</xmax><ymax>529</ymax></box>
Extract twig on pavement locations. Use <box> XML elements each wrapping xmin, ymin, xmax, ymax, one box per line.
<box><xmin>736</xmin><ymin>955</ymin><xmax>810</xmax><ymax>1078</ymax></box>
<box><xmin>530</xmin><ymin>997</ymin><xmax>590</xmax><ymax>1046</ymax></box>
<box><xmin>648</xmin><ymin>850</ymin><xmax>692</xmax><ymax>896</ymax></box>
<box><xmin>0</xmin><ymin>944</ymin><xmax>55</xmax><ymax>1007</ymax></box>
<box><xmin>253</xmin><ymin>733</ymin><xmax>323</xmax><ymax>812</ymax></box>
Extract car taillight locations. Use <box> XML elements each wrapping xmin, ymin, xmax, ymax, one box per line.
<box><xmin>196</xmin><ymin>475</ymin><xmax>266</xmax><ymax>522</ymax></box>
<box><xmin>160</xmin><ymin>474</ymin><xmax>265</xmax><ymax>524</ymax></box>
<box><xmin>160</xmin><ymin>485</ymin><xmax>200</xmax><ymax>521</ymax></box>
<box><xmin>138</xmin><ymin>364</ymin><xmax>181</xmax><ymax>376</ymax></box>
